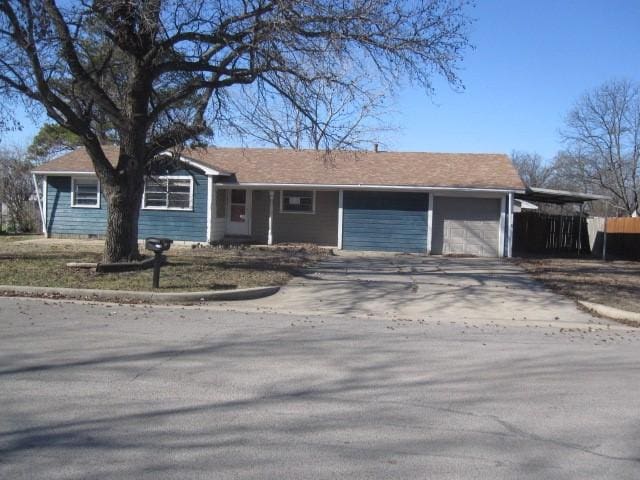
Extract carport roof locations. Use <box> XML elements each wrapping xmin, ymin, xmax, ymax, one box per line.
<box><xmin>516</xmin><ymin>186</ymin><xmax>610</xmax><ymax>204</ymax></box>
<box><xmin>34</xmin><ymin>145</ymin><xmax>526</xmax><ymax>191</ymax></box>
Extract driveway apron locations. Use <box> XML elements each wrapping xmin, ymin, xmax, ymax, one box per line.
<box><xmin>249</xmin><ymin>252</ymin><xmax>600</xmax><ymax>326</ymax></box>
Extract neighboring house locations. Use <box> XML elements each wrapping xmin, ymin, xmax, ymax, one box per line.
<box><xmin>32</xmin><ymin>146</ymin><xmax>525</xmax><ymax>257</ymax></box>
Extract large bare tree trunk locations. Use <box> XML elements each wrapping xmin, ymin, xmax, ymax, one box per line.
<box><xmin>102</xmin><ymin>177</ymin><xmax>143</xmax><ymax>263</ymax></box>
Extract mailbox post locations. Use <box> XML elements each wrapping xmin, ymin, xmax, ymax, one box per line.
<box><xmin>145</xmin><ymin>237</ymin><xmax>173</xmax><ymax>288</ymax></box>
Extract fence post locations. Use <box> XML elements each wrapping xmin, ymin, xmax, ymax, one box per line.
<box><xmin>577</xmin><ymin>203</ymin><xmax>584</xmax><ymax>255</ymax></box>
<box><xmin>602</xmin><ymin>205</ymin><xmax>608</xmax><ymax>261</ymax></box>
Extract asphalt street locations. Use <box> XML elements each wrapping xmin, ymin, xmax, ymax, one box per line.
<box><xmin>1</xmin><ymin>296</ymin><xmax>639</xmax><ymax>479</ymax></box>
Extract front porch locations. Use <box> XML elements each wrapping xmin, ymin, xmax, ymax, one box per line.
<box><xmin>210</xmin><ymin>187</ymin><xmax>339</xmax><ymax>247</ymax></box>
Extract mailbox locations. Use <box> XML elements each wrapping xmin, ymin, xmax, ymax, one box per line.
<box><xmin>145</xmin><ymin>237</ymin><xmax>173</xmax><ymax>253</ymax></box>
<box><xmin>145</xmin><ymin>237</ymin><xmax>173</xmax><ymax>288</ymax></box>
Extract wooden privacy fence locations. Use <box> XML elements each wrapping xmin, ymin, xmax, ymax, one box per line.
<box><xmin>602</xmin><ymin>217</ymin><xmax>640</xmax><ymax>259</ymax></box>
<box><xmin>606</xmin><ymin>217</ymin><xmax>640</xmax><ymax>234</ymax></box>
<box><xmin>513</xmin><ymin>212</ymin><xmax>590</xmax><ymax>255</ymax></box>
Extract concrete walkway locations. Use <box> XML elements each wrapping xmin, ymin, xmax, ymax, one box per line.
<box><xmin>245</xmin><ymin>252</ymin><xmax>604</xmax><ymax>328</ymax></box>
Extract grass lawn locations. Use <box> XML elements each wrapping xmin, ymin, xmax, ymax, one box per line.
<box><xmin>517</xmin><ymin>257</ymin><xmax>640</xmax><ymax>314</ymax></box>
<box><xmin>0</xmin><ymin>235</ymin><xmax>328</xmax><ymax>292</ymax></box>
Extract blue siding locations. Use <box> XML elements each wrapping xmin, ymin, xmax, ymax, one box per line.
<box><xmin>343</xmin><ymin>191</ymin><xmax>428</xmax><ymax>252</ymax></box>
<box><xmin>46</xmin><ymin>168</ymin><xmax>208</xmax><ymax>242</ymax></box>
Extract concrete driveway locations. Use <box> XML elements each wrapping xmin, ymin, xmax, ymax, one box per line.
<box><xmin>249</xmin><ymin>252</ymin><xmax>599</xmax><ymax>327</ymax></box>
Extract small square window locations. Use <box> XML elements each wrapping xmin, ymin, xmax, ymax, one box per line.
<box><xmin>71</xmin><ymin>177</ymin><xmax>100</xmax><ymax>208</ymax></box>
<box><xmin>281</xmin><ymin>190</ymin><xmax>315</xmax><ymax>214</ymax></box>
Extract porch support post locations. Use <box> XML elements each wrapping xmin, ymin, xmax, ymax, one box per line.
<box><xmin>337</xmin><ymin>190</ymin><xmax>344</xmax><ymax>249</ymax></box>
<box><xmin>268</xmin><ymin>190</ymin><xmax>274</xmax><ymax>245</ymax></box>
<box><xmin>426</xmin><ymin>192</ymin><xmax>434</xmax><ymax>254</ymax></box>
<box><xmin>507</xmin><ymin>192</ymin><xmax>514</xmax><ymax>258</ymax></box>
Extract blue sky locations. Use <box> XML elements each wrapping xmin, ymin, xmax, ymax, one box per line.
<box><xmin>2</xmin><ymin>0</ymin><xmax>639</xmax><ymax>160</ymax></box>
<box><xmin>392</xmin><ymin>0</ymin><xmax>639</xmax><ymax>159</ymax></box>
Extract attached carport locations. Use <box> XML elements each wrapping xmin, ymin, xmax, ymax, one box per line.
<box><xmin>513</xmin><ymin>186</ymin><xmax>611</xmax><ymax>257</ymax></box>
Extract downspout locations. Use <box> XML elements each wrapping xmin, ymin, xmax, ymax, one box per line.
<box><xmin>268</xmin><ymin>191</ymin><xmax>274</xmax><ymax>246</ymax></box>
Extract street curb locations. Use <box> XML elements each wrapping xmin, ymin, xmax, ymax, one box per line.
<box><xmin>578</xmin><ymin>301</ymin><xmax>640</xmax><ymax>327</ymax></box>
<box><xmin>0</xmin><ymin>285</ymin><xmax>280</xmax><ymax>304</ymax></box>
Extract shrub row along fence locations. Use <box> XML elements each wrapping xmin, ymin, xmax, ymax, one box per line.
<box><xmin>513</xmin><ymin>212</ymin><xmax>590</xmax><ymax>256</ymax></box>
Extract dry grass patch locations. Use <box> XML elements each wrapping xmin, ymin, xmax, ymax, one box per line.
<box><xmin>0</xmin><ymin>236</ymin><xmax>329</xmax><ymax>292</ymax></box>
<box><xmin>517</xmin><ymin>257</ymin><xmax>640</xmax><ymax>314</ymax></box>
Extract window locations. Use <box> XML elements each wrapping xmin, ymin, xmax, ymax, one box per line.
<box><xmin>71</xmin><ymin>177</ymin><xmax>100</xmax><ymax>208</ymax></box>
<box><xmin>143</xmin><ymin>176</ymin><xmax>193</xmax><ymax>210</ymax></box>
<box><xmin>281</xmin><ymin>190</ymin><xmax>315</xmax><ymax>214</ymax></box>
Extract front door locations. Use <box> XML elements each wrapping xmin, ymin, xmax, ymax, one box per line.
<box><xmin>226</xmin><ymin>189</ymin><xmax>251</xmax><ymax>236</ymax></box>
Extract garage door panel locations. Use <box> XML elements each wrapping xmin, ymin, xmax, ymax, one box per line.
<box><xmin>343</xmin><ymin>191</ymin><xmax>428</xmax><ymax>252</ymax></box>
<box><xmin>433</xmin><ymin>197</ymin><xmax>501</xmax><ymax>257</ymax></box>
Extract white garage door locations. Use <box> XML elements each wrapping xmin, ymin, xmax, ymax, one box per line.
<box><xmin>432</xmin><ymin>197</ymin><xmax>502</xmax><ymax>257</ymax></box>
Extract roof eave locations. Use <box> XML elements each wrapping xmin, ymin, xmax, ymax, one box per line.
<box><xmin>214</xmin><ymin>182</ymin><xmax>525</xmax><ymax>193</ymax></box>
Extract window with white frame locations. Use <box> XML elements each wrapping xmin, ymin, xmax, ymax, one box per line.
<box><xmin>71</xmin><ymin>177</ymin><xmax>100</xmax><ymax>208</ymax></box>
<box><xmin>143</xmin><ymin>176</ymin><xmax>193</xmax><ymax>210</ymax></box>
<box><xmin>281</xmin><ymin>190</ymin><xmax>315</xmax><ymax>214</ymax></box>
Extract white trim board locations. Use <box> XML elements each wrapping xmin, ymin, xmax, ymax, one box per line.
<box><xmin>426</xmin><ymin>192</ymin><xmax>434</xmax><ymax>255</ymax></box>
<box><xmin>337</xmin><ymin>190</ymin><xmax>344</xmax><ymax>249</ymax></box>
<box><xmin>43</xmin><ymin>176</ymin><xmax>48</xmax><ymax>237</ymax></box>
<box><xmin>206</xmin><ymin>176</ymin><xmax>213</xmax><ymax>243</ymax></box>
<box><xmin>507</xmin><ymin>192</ymin><xmax>514</xmax><ymax>258</ymax></box>
<box><xmin>157</xmin><ymin>151</ymin><xmax>230</xmax><ymax>176</ymax></box>
<box><xmin>215</xmin><ymin>183</ymin><xmax>523</xmax><ymax>195</ymax></box>
<box><xmin>498</xmin><ymin>195</ymin><xmax>506</xmax><ymax>257</ymax></box>
<box><xmin>32</xmin><ymin>174</ymin><xmax>46</xmax><ymax>236</ymax></box>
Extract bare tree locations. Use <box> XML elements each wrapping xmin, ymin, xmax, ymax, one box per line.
<box><xmin>511</xmin><ymin>150</ymin><xmax>555</xmax><ymax>188</ymax></box>
<box><xmin>560</xmin><ymin>79</ymin><xmax>640</xmax><ymax>216</ymax></box>
<box><xmin>226</xmin><ymin>78</ymin><xmax>394</xmax><ymax>151</ymax></box>
<box><xmin>0</xmin><ymin>0</ymin><xmax>472</xmax><ymax>262</ymax></box>
<box><xmin>0</xmin><ymin>148</ymin><xmax>37</xmax><ymax>232</ymax></box>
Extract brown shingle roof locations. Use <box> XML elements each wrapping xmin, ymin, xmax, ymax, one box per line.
<box><xmin>33</xmin><ymin>145</ymin><xmax>120</xmax><ymax>172</ymax></box>
<box><xmin>34</xmin><ymin>146</ymin><xmax>525</xmax><ymax>190</ymax></box>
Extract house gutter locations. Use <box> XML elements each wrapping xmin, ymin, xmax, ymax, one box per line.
<box><xmin>214</xmin><ymin>183</ymin><xmax>525</xmax><ymax>195</ymax></box>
